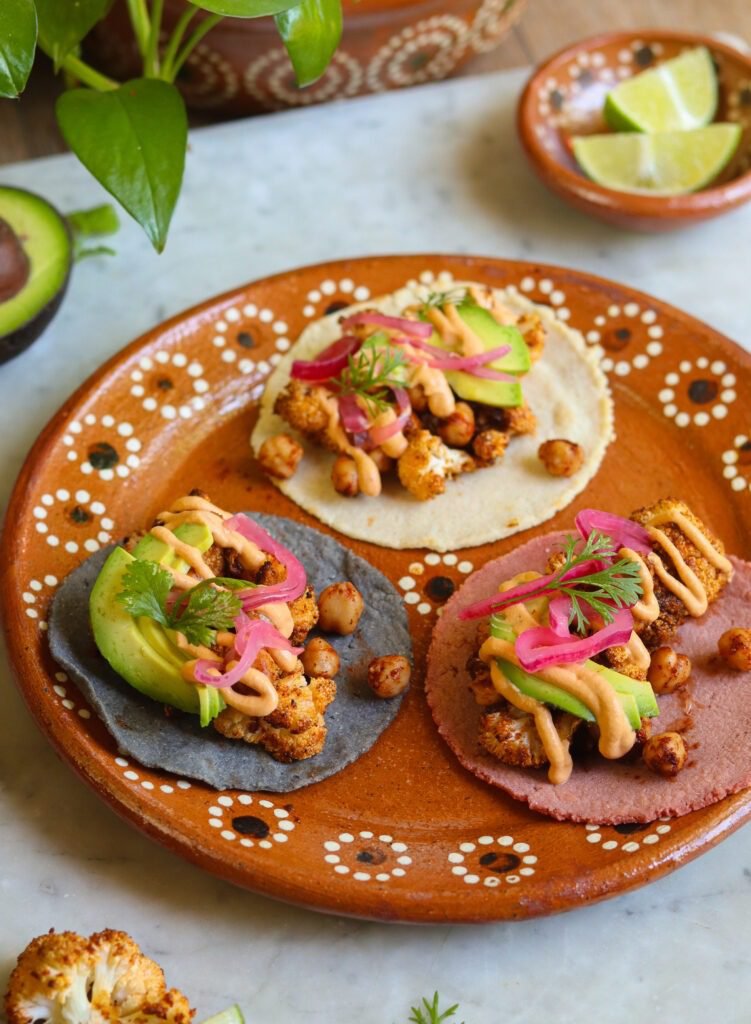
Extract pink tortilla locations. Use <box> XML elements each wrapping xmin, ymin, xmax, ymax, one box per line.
<box><xmin>425</xmin><ymin>531</ymin><xmax>751</xmax><ymax>823</ymax></box>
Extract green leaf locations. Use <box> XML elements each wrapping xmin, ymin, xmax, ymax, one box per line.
<box><xmin>118</xmin><ymin>560</ymin><xmax>173</xmax><ymax>626</ymax></box>
<box><xmin>0</xmin><ymin>0</ymin><xmax>37</xmax><ymax>99</ymax></box>
<box><xmin>275</xmin><ymin>0</ymin><xmax>341</xmax><ymax>87</ymax></box>
<box><xmin>75</xmin><ymin>244</ymin><xmax>117</xmax><ymax>261</ymax></box>
<box><xmin>35</xmin><ymin>0</ymin><xmax>113</xmax><ymax>69</ymax></box>
<box><xmin>192</xmin><ymin>0</ymin><xmax>298</xmax><ymax>17</ymax></box>
<box><xmin>56</xmin><ymin>79</ymin><xmax>187</xmax><ymax>253</ymax></box>
<box><xmin>67</xmin><ymin>203</ymin><xmax>120</xmax><ymax>237</ymax></box>
<box><xmin>169</xmin><ymin>580</ymin><xmax>242</xmax><ymax>647</ymax></box>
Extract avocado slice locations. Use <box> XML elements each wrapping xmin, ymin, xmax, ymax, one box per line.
<box><xmin>0</xmin><ymin>187</ymin><xmax>72</xmax><ymax>364</ymax></box>
<box><xmin>89</xmin><ymin>522</ymin><xmax>218</xmax><ymax>716</ymax></box>
<box><xmin>430</xmin><ymin>302</ymin><xmax>531</xmax><ymax>409</ymax></box>
<box><xmin>489</xmin><ymin>614</ymin><xmax>658</xmax><ymax>727</ymax></box>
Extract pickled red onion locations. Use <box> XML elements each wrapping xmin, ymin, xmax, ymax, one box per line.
<box><xmin>338</xmin><ymin>393</ymin><xmax>370</xmax><ymax>435</ymax></box>
<box><xmin>225</xmin><ymin>513</ymin><xmax>307</xmax><ymax>608</ymax></box>
<box><xmin>341</xmin><ymin>312</ymin><xmax>433</xmax><ymax>338</ymax></box>
<box><xmin>391</xmin><ymin>335</ymin><xmax>516</xmax><ymax>382</ymax></box>
<box><xmin>575</xmin><ymin>509</ymin><xmax>652</xmax><ymax>555</ymax></box>
<box><xmin>514</xmin><ymin>607</ymin><xmax>634</xmax><ymax>672</ymax></box>
<box><xmin>458</xmin><ymin>558</ymin><xmax>607</xmax><ymax>621</ymax></box>
<box><xmin>192</xmin><ymin>616</ymin><xmax>302</xmax><ymax>688</ymax></box>
<box><xmin>369</xmin><ymin>387</ymin><xmax>410</xmax><ymax>446</ymax></box>
<box><xmin>291</xmin><ymin>336</ymin><xmax>360</xmax><ymax>381</ymax></box>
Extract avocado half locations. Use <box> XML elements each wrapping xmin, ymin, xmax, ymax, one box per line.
<box><xmin>0</xmin><ymin>186</ymin><xmax>72</xmax><ymax>364</ymax></box>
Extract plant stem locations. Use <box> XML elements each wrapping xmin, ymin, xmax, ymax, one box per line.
<box><xmin>145</xmin><ymin>0</ymin><xmax>165</xmax><ymax>76</ymax></box>
<box><xmin>160</xmin><ymin>4</ymin><xmax>199</xmax><ymax>82</ymax></box>
<box><xmin>170</xmin><ymin>12</ymin><xmax>222</xmax><ymax>80</ymax></box>
<box><xmin>61</xmin><ymin>54</ymin><xmax>119</xmax><ymax>91</ymax></box>
<box><xmin>126</xmin><ymin>0</ymin><xmax>151</xmax><ymax>57</ymax></box>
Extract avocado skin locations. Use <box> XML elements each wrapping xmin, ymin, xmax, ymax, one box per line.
<box><xmin>0</xmin><ymin>187</ymin><xmax>73</xmax><ymax>364</ymax></box>
<box><xmin>0</xmin><ymin>275</ymin><xmax>70</xmax><ymax>364</ymax></box>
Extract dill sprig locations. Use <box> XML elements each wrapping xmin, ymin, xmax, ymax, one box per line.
<box><xmin>551</xmin><ymin>531</ymin><xmax>644</xmax><ymax>634</ymax></box>
<box><xmin>334</xmin><ymin>336</ymin><xmax>409</xmax><ymax>415</ymax></box>
<box><xmin>409</xmin><ymin>992</ymin><xmax>463</xmax><ymax>1024</ymax></box>
<box><xmin>419</xmin><ymin>287</ymin><xmax>470</xmax><ymax>313</ymax></box>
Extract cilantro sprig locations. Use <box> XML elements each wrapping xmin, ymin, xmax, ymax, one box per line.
<box><xmin>409</xmin><ymin>993</ymin><xmax>463</xmax><ymax>1024</ymax></box>
<box><xmin>547</xmin><ymin>530</ymin><xmax>644</xmax><ymax>633</ymax></box>
<box><xmin>333</xmin><ymin>336</ymin><xmax>409</xmax><ymax>415</ymax></box>
<box><xmin>118</xmin><ymin>559</ymin><xmax>243</xmax><ymax>647</ymax></box>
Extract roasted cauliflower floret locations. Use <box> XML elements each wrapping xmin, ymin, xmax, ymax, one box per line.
<box><xmin>214</xmin><ymin>673</ymin><xmax>336</xmax><ymax>762</ymax></box>
<box><xmin>4</xmin><ymin>929</ymin><xmax>194</xmax><ymax>1024</ymax></box>
<box><xmin>397</xmin><ymin>429</ymin><xmax>475</xmax><ymax>501</ymax></box>
<box><xmin>517</xmin><ymin>312</ymin><xmax>545</xmax><ymax>363</ymax></box>
<box><xmin>479</xmin><ymin>704</ymin><xmax>580</xmax><ymax>768</ymax></box>
<box><xmin>287</xmin><ymin>584</ymin><xmax>319</xmax><ymax>645</ymax></box>
<box><xmin>274</xmin><ymin>380</ymin><xmax>336</xmax><ymax>451</ymax></box>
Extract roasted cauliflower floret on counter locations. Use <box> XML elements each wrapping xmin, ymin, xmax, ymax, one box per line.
<box><xmin>397</xmin><ymin>429</ymin><xmax>475</xmax><ymax>501</ymax></box>
<box><xmin>274</xmin><ymin>380</ymin><xmax>336</xmax><ymax>451</ymax></box>
<box><xmin>4</xmin><ymin>929</ymin><xmax>194</xmax><ymax>1024</ymax></box>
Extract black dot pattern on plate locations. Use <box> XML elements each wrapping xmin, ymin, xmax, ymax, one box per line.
<box><xmin>156</xmin><ymin>377</ymin><xmax>174</xmax><ymax>390</ymax></box>
<box><xmin>614</xmin><ymin>821</ymin><xmax>650</xmax><ymax>835</ymax></box>
<box><xmin>357</xmin><ymin>846</ymin><xmax>387</xmax><ymax>865</ymax></box>
<box><xmin>578</xmin><ymin>69</ymin><xmax>594</xmax><ymax>86</ymax></box>
<box><xmin>324</xmin><ymin>300</ymin><xmax>349</xmax><ymax>315</ymax></box>
<box><xmin>69</xmin><ymin>505</ymin><xmax>92</xmax><ymax>524</ymax></box>
<box><xmin>550</xmin><ymin>88</ymin><xmax>564</xmax><ymax>110</ymax></box>
<box><xmin>478</xmin><ymin>852</ymin><xmax>521</xmax><ymax>873</ymax></box>
<box><xmin>634</xmin><ymin>45</ymin><xmax>655</xmax><ymax>67</ymax></box>
<box><xmin>738</xmin><ymin>440</ymin><xmax>751</xmax><ymax>465</ymax></box>
<box><xmin>231</xmin><ymin>815</ymin><xmax>270</xmax><ymax>838</ymax></box>
<box><xmin>425</xmin><ymin>576</ymin><xmax>455</xmax><ymax>602</ymax></box>
<box><xmin>688</xmin><ymin>379</ymin><xmax>718</xmax><ymax>404</ymax></box>
<box><xmin>87</xmin><ymin>442</ymin><xmax>119</xmax><ymax>470</ymax></box>
<box><xmin>237</xmin><ymin>331</ymin><xmax>255</xmax><ymax>348</ymax></box>
<box><xmin>603</xmin><ymin>327</ymin><xmax>632</xmax><ymax>352</ymax></box>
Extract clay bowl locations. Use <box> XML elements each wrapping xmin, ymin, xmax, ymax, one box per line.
<box><xmin>86</xmin><ymin>0</ymin><xmax>528</xmax><ymax>115</ymax></box>
<box><xmin>3</xmin><ymin>254</ymin><xmax>751</xmax><ymax>923</ymax></box>
<box><xmin>517</xmin><ymin>30</ymin><xmax>751</xmax><ymax>231</ymax></box>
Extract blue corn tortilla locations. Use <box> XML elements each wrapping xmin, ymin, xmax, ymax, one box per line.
<box><xmin>48</xmin><ymin>514</ymin><xmax>411</xmax><ymax>792</ymax></box>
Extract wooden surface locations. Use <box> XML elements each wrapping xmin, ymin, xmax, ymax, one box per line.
<box><xmin>1</xmin><ymin>0</ymin><xmax>751</xmax><ymax>166</ymax></box>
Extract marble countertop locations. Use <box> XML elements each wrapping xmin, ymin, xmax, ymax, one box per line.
<box><xmin>2</xmin><ymin>67</ymin><xmax>751</xmax><ymax>1024</ymax></box>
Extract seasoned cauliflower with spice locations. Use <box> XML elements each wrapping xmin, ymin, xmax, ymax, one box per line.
<box><xmin>4</xmin><ymin>929</ymin><xmax>193</xmax><ymax>1024</ymax></box>
<box><xmin>397</xmin><ymin>430</ymin><xmax>475</xmax><ymax>501</ymax></box>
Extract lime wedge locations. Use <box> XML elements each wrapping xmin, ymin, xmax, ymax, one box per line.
<box><xmin>198</xmin><ymin>1006</ymin><xmax>245</xmax><ymax>1024</ymax></box>
<box><xmin>572</xmin><ymin>123</ymin><xmax>741</xmax><ymax>195</ymax></box>
<box><xmin>605</xmin><ymin>46</ymin><xmax>718</xmax><ymax>133</ymax></box>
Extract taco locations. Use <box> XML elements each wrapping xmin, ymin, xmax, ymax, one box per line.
<box><xmin>425</xmin><ymin>498</ymin><xmax>751</xmax><ymax>823</ymax></box>
<box><xmin>251</xmin><ymin>280</ymin><xmax>613</xmax><ymax>551</ymax></box>
<box><xmin>49</xmin><ymin>493</ymin><xmax>412</xmax><ymax>792</ymax></box>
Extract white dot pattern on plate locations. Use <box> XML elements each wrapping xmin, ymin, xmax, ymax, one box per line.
<box><xmin>396</xmin><ymin>551</ymin><xmax>474</xmax><ymax>616</ymax></box>
<box><xmin>583</xmin><ymin>819</ymin><xmax>672</xmax><ymax>853</ymax></box>
<box><xmin>301</xmin><ymin>277</ymin><xmax>373</xmax><ymax>319</ymax></box>
<box><xmin>205</xmin><ymin>794</ymin><xmax>297</xmax><ymax>847</ymax></box>
<box><xmin>721</xmin><ymin>433</ymin><xmax>751</xmax><ymax>493</ymax></box>
<box><xmin>447</xmin><ymin>835</ymin><xmax>537</xmax><ymax>887</ymax></box>
<box><xmin>321</xmin><ymin>830</ymin><xmax>411</xmax><ymax>881</ymax></box>
<box><xmin>659</xmin><ymin>359</ymin><xmax>736</xmax><ymax>427</ymax></box>
<box><xmin>580</xmin><ymin>300</ymin><xmax>665</xmax><ymax>373</ymax></box>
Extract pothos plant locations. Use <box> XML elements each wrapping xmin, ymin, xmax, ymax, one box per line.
<box><xmin>0</xmin><ymin>0</ymin><xmax>342</xmax><ymax>251</ymax></box>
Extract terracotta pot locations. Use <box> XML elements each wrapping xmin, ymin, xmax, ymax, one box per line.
<box><xmin>86</xmin><ymin>0</ymin><xmax>528</xmax><ymax>114</ymax></box>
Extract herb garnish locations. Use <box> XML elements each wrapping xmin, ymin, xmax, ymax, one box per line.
<box><xmin>419</xmin><ymin>287</ymin><xmax>471</xmax><ymax>313</ymax></box>
<box><xmin>546</xmin><ymin>531</ymin><xmax>643</xmax><ymax>633</ymax></box>
<box><xmin>118</xmin><ymin>559</ymin><xmax>242</xmax><ymax>647</ymax></box>
<box><xmin>409</xmin><ymin>992</ymin><xmax>463</xmax><ymax>1024</ymax></box>
<box><xmin>333</xmin><ymin>336</ymin><xmax>409</xmax><ymax>415</ymax></box>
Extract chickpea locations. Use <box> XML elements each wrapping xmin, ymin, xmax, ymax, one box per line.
<box><xmin>367</xmin><ymin>655</ymin><xmax>411</xmax><ymax>698</ymax></box>
<box><xmin>408</xmin><ymin>384</ymin><xmax>428</xmax><ymax>413</ymax></box>
<box><xmin>437</xmin><ymin>402</ymin><xmax>476</xmax><ymax>448</ymax></box>
<box><xmin>317</xmin><ymin>582</ymin><xmax>364</xmax><ymax>635</ymax></box>
<box><xmin>718</xmin><ymin>628</ymin><xmax>751</xmax><ymax>671</ymax></box>
<box><xmin>538</xmin><ymin>438</ymin><xmax>584</xmax><ymax>477</ymax></box>
<box><xmin>647</xmin><ymin>647</ymin><xmax>692</xmax><ymax>693</ymax></box>
<box><xmin>301</xmin><ymin>637</ymin><xmax>340</xmax><ymax>679</ymax></box>
<box><xmin>331</xmin><ymin>454</ymin><xmax>359</xmax><ymax>497</ymax></box>
<box><xmin>258</xmin><ymin>433</ymin><xmax>303</xmax><ymax>479</ymax></box>
<box><xmin>642</xmin><ymin>731</ymin><xmax>687</xmax><ymax>777</ymax></box>
<box><xmin>472</xmin><ymin>429</ymin><xmax>509</xmax><ymax>464</ymax></box>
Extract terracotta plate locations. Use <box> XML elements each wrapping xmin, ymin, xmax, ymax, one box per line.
<box><xmin>3</xmin><ymin>255</ymin><xmax>751</xmax><ymax>923</ymax></box>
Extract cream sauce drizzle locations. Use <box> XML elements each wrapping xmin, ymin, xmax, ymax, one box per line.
<box><xmin>426</xmin><ymin>304</ymin><xmax>484</xmax><ymax>356</ymax></box>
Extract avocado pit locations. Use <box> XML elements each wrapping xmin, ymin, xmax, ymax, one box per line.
<box><xmin>0</xmin><ymin>217</ymin><xmax>30</xmax><ymax>303</ymax></box>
